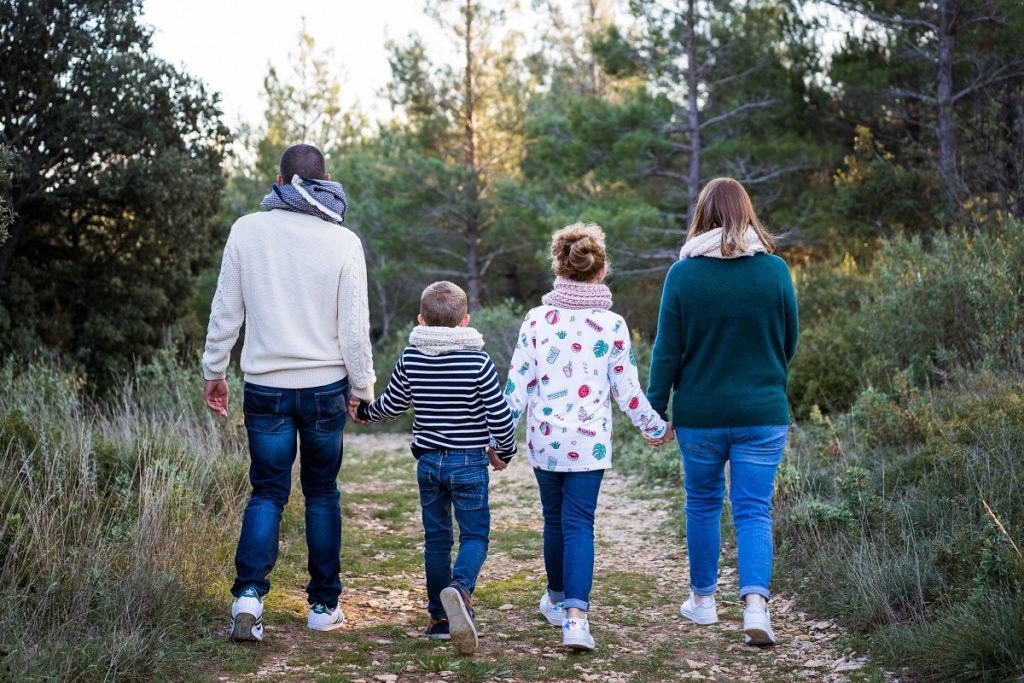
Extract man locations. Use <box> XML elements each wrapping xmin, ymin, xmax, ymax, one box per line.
<box><xmin>202</xmin><ymin>144</ymin><xmax>375</xmax><ymax>641</ymax></box>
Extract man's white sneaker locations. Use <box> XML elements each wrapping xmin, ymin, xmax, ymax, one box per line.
<box><xmin>539</xmin><ymin>593</ymin><xmax>566</xmax><ymax>626</ymax></box>
<box><xmin>680</xmin><ymin>592</ymin><xmax>719</xmax><ymax>625</ymax></box>
<box><xmin>562</xmin><ymin>617</ymin><xmax>596</xmax><ymax>650</ymax></box>
<box><xmin>743</xmin><ymin>605</ymin><xmax>777</xmax><ymax>645</ymax></box>
<box><xmin>230</xmin><ymin>587</ymin><xmax>264</xmax><ymax>642</ymax></box>
<box><xmin>307</xmin><ymin>603</ymin><xmax>345</xmax><ymax>631</ymax></box>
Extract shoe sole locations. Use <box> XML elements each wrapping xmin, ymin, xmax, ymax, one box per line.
<box><xmin>426</xmin><ymin>633</ymin><xmax>451</xmax><ymax>640</ymax></box>
<box><xmin>680</xmin><ymin>606</ymin><xmax>719</xmax><ymax>625</ymax></box>
<box><xmin>744</xmin><ymin>628</ymin><xmax>776</xmax><ymax>646</ymax></box>
<box><xmin>231</xmin><ymin>612</ymin><xmax>263</xmax><ymax>642</ymax></box>
<box><xmin>440</xmin><ymin>587</ymin><xmax>478</xmax><ymax>655</ymax></box>
<box><xmin>308</xmin><ymin>614</ymin><xmax>346</xmax><ymax>632</ymax></box>
<box><xmin>564</xmin><ymin>637</ymin><xmax>595</xmax><ymax>651</ymax></box>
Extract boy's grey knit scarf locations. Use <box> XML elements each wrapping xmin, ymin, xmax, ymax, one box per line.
<box><xmin>409</xmin><ymin>326</ymin><xmax>485</xmax><ymax>356</ymax></box>
<box><xmin>261</xmin><ymin>174</ymin><xmax>348</xmax><ymax>224</ymax></box>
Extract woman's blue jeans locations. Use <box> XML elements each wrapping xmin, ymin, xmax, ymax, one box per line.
<box><xmin>231</xmin><ymin>379</ymin><xmax>348</xmax><ymax>608</ymax></box>
<box><xmin>676</xmin><ymin>425</ymin><xmax>788</xmax><ymax>601</ymax></box>
<box><xmin>534</xmin><ymin>468</ymin><xmax>605</xmax><ymax>612</ymax></box>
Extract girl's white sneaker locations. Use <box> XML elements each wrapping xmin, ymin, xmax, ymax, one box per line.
<box><xmin>539</xmin><ymin>593</ymin><xmax>566</xmax><ymax>626</ymax></box>
<box><xmin>680</xmin><ymin>593</ymin><xmax>719</xmax><ymax>625</ymax></box>
<box><xmin>562</xmin><ymin>617</ymin><xmax>595</xmax><ymax>650</ymax></box>
<box><xmin>307</xmin><ymin>603</ymin><xmax>346</xmax><ymax>631</ymax></box>
<box><xmin>743</xmin><ymin>605</ymin><xmax>777</xmax><ymax>645</ymax></box>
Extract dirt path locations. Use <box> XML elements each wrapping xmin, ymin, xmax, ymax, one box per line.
<box><xmin>208</xmin><ymin>433</ymin><xmax>885</xmax><ymax>683</ymax></box>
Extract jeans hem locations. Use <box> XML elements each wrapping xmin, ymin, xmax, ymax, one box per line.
<box><xmin>547</xmin><ymin>588</ymin><xmax>566</xmax><ymax>603</ymax></box>
<box><xmin>691</xmin><ymin>583</ymin><xmax>718</xmax><ymax>597</ymax></box>
<box><xmin>739</xmin><ymin>585</ymin><xmax>771</xmax><ymax>601</ymax></box>
<box><xmin>563</xmin><ymin>599</ymin><xmax>590</xmax><ymax>611</ymax></box>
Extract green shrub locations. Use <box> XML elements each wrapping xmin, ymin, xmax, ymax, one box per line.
<box><xmin>0</xmin><ymin>359</ymin><xmax>248</xmax><ymax>682</ymax></box>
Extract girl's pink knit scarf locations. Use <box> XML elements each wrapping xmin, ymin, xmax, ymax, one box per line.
<box><xmin>541</xmin><ymin>276</ymin><xmax>613</xmax><ymax>310</ymax></box>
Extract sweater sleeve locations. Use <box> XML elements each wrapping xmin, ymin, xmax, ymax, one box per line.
<box><xmin>360</xmin><ymin>354</ymin><xmax>411</xmax><ymax>422</ymax></box>
<box><xmin>610</xmin><ymin>323</ymin><xmax>667</xmax><ymax>438</ymax></box>
<box><xmin>478</xmin><ymin>356</ymin><xmax>517</xmax><ymax>458</ymax></box>
<box><xmin>338</xmin><ymin>237</ymin><xmax>376</xmax><ymax>400</ymax></box>
<box><xmin>782</xmin><ymin>270</ymin><xmax>799</xmax><ymax>365</ymax></box>
<box><xmin>202</xmin><ymin>229</ymin><xmax>244</xmax><ymax>380</ymax></box>
<box><xmin>647</xmin><ymin>266</ymin><xmax>683</xmax><ymax>421</ymax></box>
<box><xmin>503</xmin><ymin>315</ymin><xmax>535</xmax><ymax>431</ymax></box>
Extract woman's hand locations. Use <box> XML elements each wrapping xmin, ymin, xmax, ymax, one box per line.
<box><xmin>644</xmin><ymin>423</ymin><xmax>675</xmax><ymax>449</ymax></box>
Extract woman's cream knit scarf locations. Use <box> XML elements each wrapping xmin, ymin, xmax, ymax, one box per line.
<box><xmin>408</xmin><ymin>325</ymin><xmax>485</xmax><ymax>356</ymax></box>
<box><xmin>679</xmin><ymin>226</ymin><xmax>768</xmax><ymax>260</ymax></box>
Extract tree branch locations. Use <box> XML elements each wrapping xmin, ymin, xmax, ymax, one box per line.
<box><xmin>699</xmin><ymin>99</ymin><xmax>780</xmax><ymax>130</ymax></box>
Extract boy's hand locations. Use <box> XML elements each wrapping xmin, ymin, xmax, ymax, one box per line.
<box><xmin>644</xmin><ymin>423</ymin><xmax>675</xmax><ymax>449</ymax></box>
<box><xmin>204</xmin><ymin>379</ymin><xmax>229</xmax><ymax>417</ymax></box>
<box><xmin>487</xmin><ymin>447</ymin><xmax>509</xmax><ymax>471</ymax></box>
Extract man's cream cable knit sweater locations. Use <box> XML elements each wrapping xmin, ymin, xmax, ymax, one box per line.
<box><xmin>201</xmin><ymin>209</ymin><xmax>376</xmax><ymax>399</ymax></box>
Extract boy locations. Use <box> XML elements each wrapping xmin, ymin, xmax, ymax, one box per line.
<box><xmin>354</xmin><ymin>281</ymin><xmax>516</xmax><ymax>655</ymax></box>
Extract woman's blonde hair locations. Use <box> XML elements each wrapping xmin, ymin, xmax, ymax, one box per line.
<box><xmin>687</xmin><ymin>178</ymin><xmax>775</xmax><ymax>256</ymax></box>
<box><xmin>550</xmin><ymin>222</ymin><xmax>607</xmax><ymax>282</ymax></box>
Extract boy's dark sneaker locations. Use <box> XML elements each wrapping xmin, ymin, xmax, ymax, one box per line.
<box><xmin>440</xmin><ymin>584</ymin><xmax>478</xmax><ymax>654</ymax></box>
<box><xmin>425</xmin><ymin>617</ymin><xmax>451</xmax><ymax>640</ymax></box>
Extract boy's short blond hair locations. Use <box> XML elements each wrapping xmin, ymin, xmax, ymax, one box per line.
<box><xmin>420</xmin><ymin>281</ymin><xmax>468</xmax><ymax>327</ymax></box>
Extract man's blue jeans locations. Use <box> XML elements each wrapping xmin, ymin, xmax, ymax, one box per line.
<box><xmin>533</xmin><ymin>468</ymin><xmax>605</xmax><ymax>612</ymax></box>
<box><xmin>676</xmin><ymin>425</ymin><xmax>788</xmax><ymax>601</ymax></box>
<box><xmin>416</xmin><ymin>449</ymin><xmax>491</xmax><ymax>619</ymax></box>
<box><xmin>232</xmin><ymin>379</ymin><xmax>348</xmax><ymax>608</ymax></box>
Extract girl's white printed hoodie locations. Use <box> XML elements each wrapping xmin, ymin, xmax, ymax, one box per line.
<box><xmin>504</xmin><ymin>306</ymin><xmax>667</xmax><ymax>472</ymax></box>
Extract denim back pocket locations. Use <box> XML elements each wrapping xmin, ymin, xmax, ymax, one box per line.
<box><xmin>314</xmin><ymin>385</ymin><xmax>348</xmax><ymax>433</ymax></box>
<box><xmin>678</xmin><ymin>427</ymin><xmax>716</xmax><ymax>451</ymax></box>
<box><xmin>449</xmin><ymin>469</ymin><xmax>489</xmax><ymax>511</ymax></box>
<box><xmin>243</xmin><ymin>387</ymin><xmax>287</xmax><ymax>434</ymax></box>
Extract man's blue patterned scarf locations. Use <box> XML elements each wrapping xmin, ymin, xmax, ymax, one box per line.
<box><xmin>260</xmin><ymin>174</ymin><xmax>348</xmax><ymax>224</ymax></box>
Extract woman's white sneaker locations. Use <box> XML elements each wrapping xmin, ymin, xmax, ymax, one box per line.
<box><xmin>743</xmin><ymin>606</ymin><xmax>776</xmax><ymax>645</ymax></box>
<box><xmin>539</xmin><ymin>593</ymin><xmax>566</xmax><ymax>626</ymax></box>
<box><xmin>680</xmin><ymin>592</ymin><xmax>719</xmax><ymax>625</ymax></box>
<box><xmin>307</xmin><ymin>603</ymin><xmax>346</xmax><ymax>631</ymax></box>
<box><xmin>230</xmin><ymin>587</ymin><xmax>264</xmax><ymax>641</ymax></box>
<box><xmin>562</xmin><ymin>617</ymin><xmax>596</xmax><ymax>650</ymax></box>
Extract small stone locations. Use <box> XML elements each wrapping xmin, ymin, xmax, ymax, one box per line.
<box><xmin>685</xmin><ymin>660</ymin><xmax>708</xmax><ymax>670</ymax></box>
<box><xmin>803</xmin><ymin>660</ymin><xmax>826</xmax><ymax>668</ymax></box>
<box><xmin>374</xmin><ymin>676</ymin><xmax>397</xmax><ymax>683</ymax></box>
<box><xmin>812</xmin><ymin>620</ymin><xmax>832</xmax><ymax>630</ymax></box>
<box><xmin>834</xmin><ymin>661</ymin><xmax>866</xmax><ymax>672</ymax></box>
<box><xmin>498</xmin><ymin>603</ymin><xmax>515</xmax><ymax>610</ymax></box>
<box><xmin>406</xmin><ymin>665</ymin><xmax>418</xmax><ymax>672</ymax></box>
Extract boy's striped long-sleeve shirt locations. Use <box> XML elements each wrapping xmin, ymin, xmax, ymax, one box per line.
<box><xmin>358</xmin><ymin>347</ymin><xmax>517</xmax><ymax>459</ymax></box>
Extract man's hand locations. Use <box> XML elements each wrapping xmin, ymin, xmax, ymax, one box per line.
<box><xmin>487</xmin><ymin>447</ymin><xmax>509</xmax><ymax>471</ymax></box>
<box><xmin>348</xmin><ymin>396</ymin><xmax>368</xmax><ymax>425</ymax></box>
<box><xmin>204</xmin><ymin>379</ymin><xmax>229</xmax><ymax>417</ymax></box>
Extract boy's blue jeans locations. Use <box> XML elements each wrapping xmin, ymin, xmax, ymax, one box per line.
<box><xmin>534</xmin><ymin>468</ymin><xmax>605</xmax><ymax>612</ymax></box>
<box><xmin>232</xmin><ymin>379</ymin><xmax>348</xmax><ymax>608</ymax></box>
<box><xmin>676</xmin><ymin>425</ymin><xmax>788</xmax><ymax>601</ymax></box>
<box><xmin>416</xmin><ymin>449</ymin><xmax>491</xmax><ymax>619</ymax></box>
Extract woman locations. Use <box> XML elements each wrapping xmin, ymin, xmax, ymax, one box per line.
<box><xmin>646</xmin><ymin>178</ymin><xmax>798</xmax><ymax>645</ymax></box>
<box><xmin>504</xmin><ymin>223</ymin><xmax>667</xmax><ymax>651</ymax></box>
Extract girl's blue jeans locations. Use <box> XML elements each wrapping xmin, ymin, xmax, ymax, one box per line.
<box><xmin>676</xmin><ymin>425</ymin><xmax>788</xmax><ymax>601</ymax></box>
<box><xmin>534</xmin><ymin>468</ymin><xmax>605</xmax><ymax>612</ymax></box>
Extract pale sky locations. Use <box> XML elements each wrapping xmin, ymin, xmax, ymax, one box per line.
<box><xmin>141</xmin><ymin>0</ymin><xmax>454</xmax><ymax>127</ymax></box>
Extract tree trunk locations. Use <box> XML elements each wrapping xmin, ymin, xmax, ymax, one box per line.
<box><xmin>936</xmin><ymin>0</ymin><xmax>961</xmax><ymax>217</ymax></box>
<box><xmin>684</xmin><ymin>0</ymin><xmax>701</xmax><ymax>230</ymax></box>
<box><xmin>0</xmin><ymin>223</ymin><xmax>19</xmax><ymax>280</ymax></box>
<box><xmin>463</xmin><ymin>0</ymin><xmax>482</xmax><ymax>310</ymax></box>
<box><xmin>587</xmin><ymin>0</ymin><xmax>601</xmax><ymax>95</ymax></box>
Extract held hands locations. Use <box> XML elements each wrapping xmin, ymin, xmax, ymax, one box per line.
<box><xmin>204</xmin><ymin>379</ymin><xmax>229</xmax><ymax>417</ymax></box>
<box><xmin>487</xmin><ymin>447</ymin><xmax>509</xmax><ymax>471</ymax></box>
<box><xmin>348</xmin><ymin>397</ymin><xmax>369</xmax><ymax>425</ymax></box>
<box><xmin>644</xmin><ymin>422</ymin><xmax>675</xmax><ymax>449</ymax></box>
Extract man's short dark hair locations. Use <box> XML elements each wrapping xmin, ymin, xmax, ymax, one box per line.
<box><xmin>420</xmin><ymin>281</ymin><xmax>469</xmax><ymax>327</ymax></box>
<box><xmin>279</xmin><ymin>144</ymin><xmax>326</xmax><ymax>182</ymax></box>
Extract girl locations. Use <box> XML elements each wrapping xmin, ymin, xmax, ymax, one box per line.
<box><xmin>646</xmin><ymin>177</ymin><xmax>799</xmax><ymax>646</ymax></box>
<box><xmin>503</xmin><ymin>223</ymin><xmax>668</xmax><ymax>651</ymax></box>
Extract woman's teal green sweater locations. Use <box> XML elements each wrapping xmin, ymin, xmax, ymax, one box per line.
<box><xmin>646</xmin><ymin>253</ymin><xmax>799</xmax><ymax>428</ymax></box>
